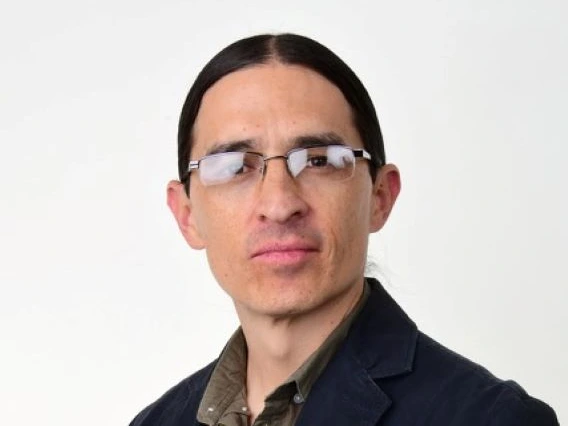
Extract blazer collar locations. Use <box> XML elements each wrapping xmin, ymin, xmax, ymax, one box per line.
<box><xmin>295</xmin><ymin>278</ymin><xmax>418</xmax><ymax>426</ymax></box>
<box><xmin>348</xmin><ymin>278</ymin><xmax>418</xmax><ymax>379</ymax></box>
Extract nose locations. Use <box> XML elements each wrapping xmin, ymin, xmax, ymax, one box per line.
<box><xmin>254</xmin><ymin>156</ymin><xmax>309</xmax><ymax>224</ymax></box>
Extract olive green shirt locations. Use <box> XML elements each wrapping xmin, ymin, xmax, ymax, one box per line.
<box><xmin>196</xmin><ymin>281</ymin><xmax>370</xmax><ymax>426</ymax></box>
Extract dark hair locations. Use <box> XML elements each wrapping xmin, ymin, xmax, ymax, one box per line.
<box><xmin>177</xmin><ymin>33</ymin><xmax>385</xmax><ymax>189</ymax></box>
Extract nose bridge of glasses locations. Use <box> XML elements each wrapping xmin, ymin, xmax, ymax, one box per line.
<box><xmin>261</xmin><ymin>154</ymin><xmax>293</xmax><ymax>177</ymax></box>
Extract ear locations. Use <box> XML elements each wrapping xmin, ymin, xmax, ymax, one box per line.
<box><xmin>369</xmin><ymin>164</ymin><xmax>401</xmax><ymax>233</ymax></box>
<box><xmin>166</xmin><ymin>180</ymin><xmax>206</xmax><ymax>249</ymax></box>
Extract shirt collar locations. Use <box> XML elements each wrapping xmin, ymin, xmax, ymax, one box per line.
<box><xmin>196</xmin><ymin>329</ymin><xmax>248</xmax><ymax>425</ymax></box>
<box><xmin>196</xmin><ymin>278</ymin><xmax>372</xmax><ymax>424</ymax></box>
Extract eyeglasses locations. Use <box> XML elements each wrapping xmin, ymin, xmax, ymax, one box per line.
<box><xmin>183</xmin><ymin>145</ymin><xmax>377</xmax><ymax>188</ymax></box>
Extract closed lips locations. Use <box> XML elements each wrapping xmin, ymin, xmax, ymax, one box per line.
<box><xmin>250</xmin><ymin>242</ymin><xmax>319</xmax><ymax>258</ymax></box>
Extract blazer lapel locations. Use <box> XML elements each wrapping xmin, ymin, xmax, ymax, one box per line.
<box><xmin>295</xmin><ymin>347</ymin><xmax>392</xmax><ymax>426</ymax></box>
<box><xmin>296</xmin><ymin>278</ymin><xmax>418</xmax><ymax>426</ymax></box>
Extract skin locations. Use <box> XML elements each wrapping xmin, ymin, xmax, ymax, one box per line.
<box><xmin>167</xmin><ymin>62</ymin><xmax>400</xmax><ymax>419</ymax></box>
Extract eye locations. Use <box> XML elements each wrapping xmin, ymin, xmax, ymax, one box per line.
<box><xmin>229</xmin><ymin>153</ymin><xmax>262</xmax><ymax>177</ymax></box>
<box><xmin>232</xmin><ymin>164</ymin><xmax>247</xmax><ymax>175</ymax></box>
<box><xmin>307</xmin><ymin>155</ymin><xmax>329</xmax><ymax>168</ymax></box>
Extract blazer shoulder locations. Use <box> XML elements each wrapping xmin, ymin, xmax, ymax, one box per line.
<box><xmin>129</xmin><ymin>360</ymin><xmax>217</xmax><ymax>426</ymax></box>
<box><xmin>486</xmin><ymin>381</ymin><xmax>559</xmax><ymax>426</ymax></box>
<box><xmin>412</xmin><ymin>333</ymin><xmax>558</xmax><ymax>425</ymax></box>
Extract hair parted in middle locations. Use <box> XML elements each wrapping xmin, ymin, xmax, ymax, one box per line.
<box><xmin>177</xmin><ymin>33</ymin><xmax>386</xmax><ymax>193</ymax></box>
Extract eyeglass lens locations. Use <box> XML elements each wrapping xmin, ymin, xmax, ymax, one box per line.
<box><xmin>198</xmin><ymin>145</ymin><xmax>357</xmax><ymax>186</ymax></box>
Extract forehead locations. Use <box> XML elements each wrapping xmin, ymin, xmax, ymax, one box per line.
<box><xmin>191</xmin><ymin>63</ymin><xmax>361</xmax><ymax>156</ymax></box>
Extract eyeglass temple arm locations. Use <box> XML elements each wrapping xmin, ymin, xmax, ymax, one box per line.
<box><xmin>353</xmin><ymin>149</ymin><xmax>382</xmax><ymax>167</ymax></box>
<box><xmin>180</xmin><ymin>160</ymin><xmax>200</xmax><ymax>183</ymax></box>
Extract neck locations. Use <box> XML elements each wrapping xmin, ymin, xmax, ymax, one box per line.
<box><xmin>235</xmin><ymin>277</ymin><xmax>364</xmax><ymax>418</ymax></box>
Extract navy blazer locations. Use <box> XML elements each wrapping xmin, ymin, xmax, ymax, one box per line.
<box><xmin>130</xmin><ymin>279</ymin><xmax>558</xmax><ymax>425</ymax></box>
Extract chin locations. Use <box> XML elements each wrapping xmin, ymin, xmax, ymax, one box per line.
<box><xmin>248</xmin><ymin>286</ymin><xmax>338</xmax><ymax>319</ymax></box>
<box><xmin>222</xmin><ymin>270</ymin><xmax>359</xmax><ymax>318</ymax></box>
<box><xmin>225</xmin><ymin>282</ymin><xmax>316</xmax><ymax>318</ymax></box>
<box><xmin>251</xmin><ymin>300</ymin><xmax>320</xmax><ymax>318</ymax></box>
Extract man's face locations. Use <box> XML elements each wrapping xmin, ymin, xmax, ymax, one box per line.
<box><xmin>169</xmin><ymin>63</ymin><xmax>398</xmax><ymax>318</ymax></box>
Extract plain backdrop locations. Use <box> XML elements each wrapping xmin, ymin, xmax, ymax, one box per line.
<box><xmin>0</xmin><ymin>1</ymin><xmax>566</xmax><ymax>425</ymax></box>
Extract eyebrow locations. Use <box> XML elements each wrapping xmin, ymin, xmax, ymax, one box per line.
<box><xmin>293</xmin><ymin>132</ymin><xmax>347</xmax><ymax>148</ymax></box>
<box><xmin>205</xmin><ymin>140</ymin><xmax>256</xmax><ymax>156</ymax></box>
<box><xmin>204</xmin><ymin>132</ymin><xmax>347</xmax><ymax>156</ymax></box>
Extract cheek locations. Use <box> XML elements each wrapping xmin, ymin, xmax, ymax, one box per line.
<box><xmin>195</xmin><ymin>194</ymin><xmax>254</xmax><ymax>275</ymax></box>
<box><xmin>318</xmin><ymin>185</ymin><xmax>372</xmax><ymax>256</ymax></box>
<box><xmin>204</xmin><ymin>213</ymin><xmax>240</xmax><ymax>247</ymax></box>
<box><xmin>193</xmin><ymin>196</ymin><xmax>239</xmax><ymax>247</ymax></box>
<box><xmin>201</xmin><ymin>215</ymin><xmax>246</xmax><ymax>283</ymax></box>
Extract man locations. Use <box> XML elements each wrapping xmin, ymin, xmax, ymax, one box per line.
<box><xmin>131</xmin><ymin>34</ymin><xmax>558</xmax><ymax>425</ymax></box>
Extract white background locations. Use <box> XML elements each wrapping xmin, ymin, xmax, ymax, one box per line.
<box><xmin>1</xmin><ymin>1</ymin><xmax>566</xmax><ymax>424</ymax></box>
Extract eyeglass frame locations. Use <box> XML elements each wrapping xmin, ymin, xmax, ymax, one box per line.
<box><xmin>181</xmin><ymin>144</ymin><xmax>381</xmax><ymax>192</ymax></box>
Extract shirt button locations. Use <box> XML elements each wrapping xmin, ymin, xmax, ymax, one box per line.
<box><xmin>293</xmin><ymin>393</ymin><xmax>305</xmax><ymax>404</ymax></box>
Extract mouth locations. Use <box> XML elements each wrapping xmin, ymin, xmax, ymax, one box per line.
<box><xmin>250</xmin><ymin>242</ymin><xmax>319</xmax><ymax>265</ymax></box>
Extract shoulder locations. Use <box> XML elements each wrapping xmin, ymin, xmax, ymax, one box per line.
<box><xmin>129</xmin><ymin>360</ymin><xmax>217</xmax><ymax>426</ymax></box>
<box><xmin>486</xmin><ymin>381</ymin><xmax>559</xmax><ymax>426</ymax></box>
<box><xmin>401</xmin><ymin>332</ymin><xmax>559</xmax><ymax>425</ymax></box>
